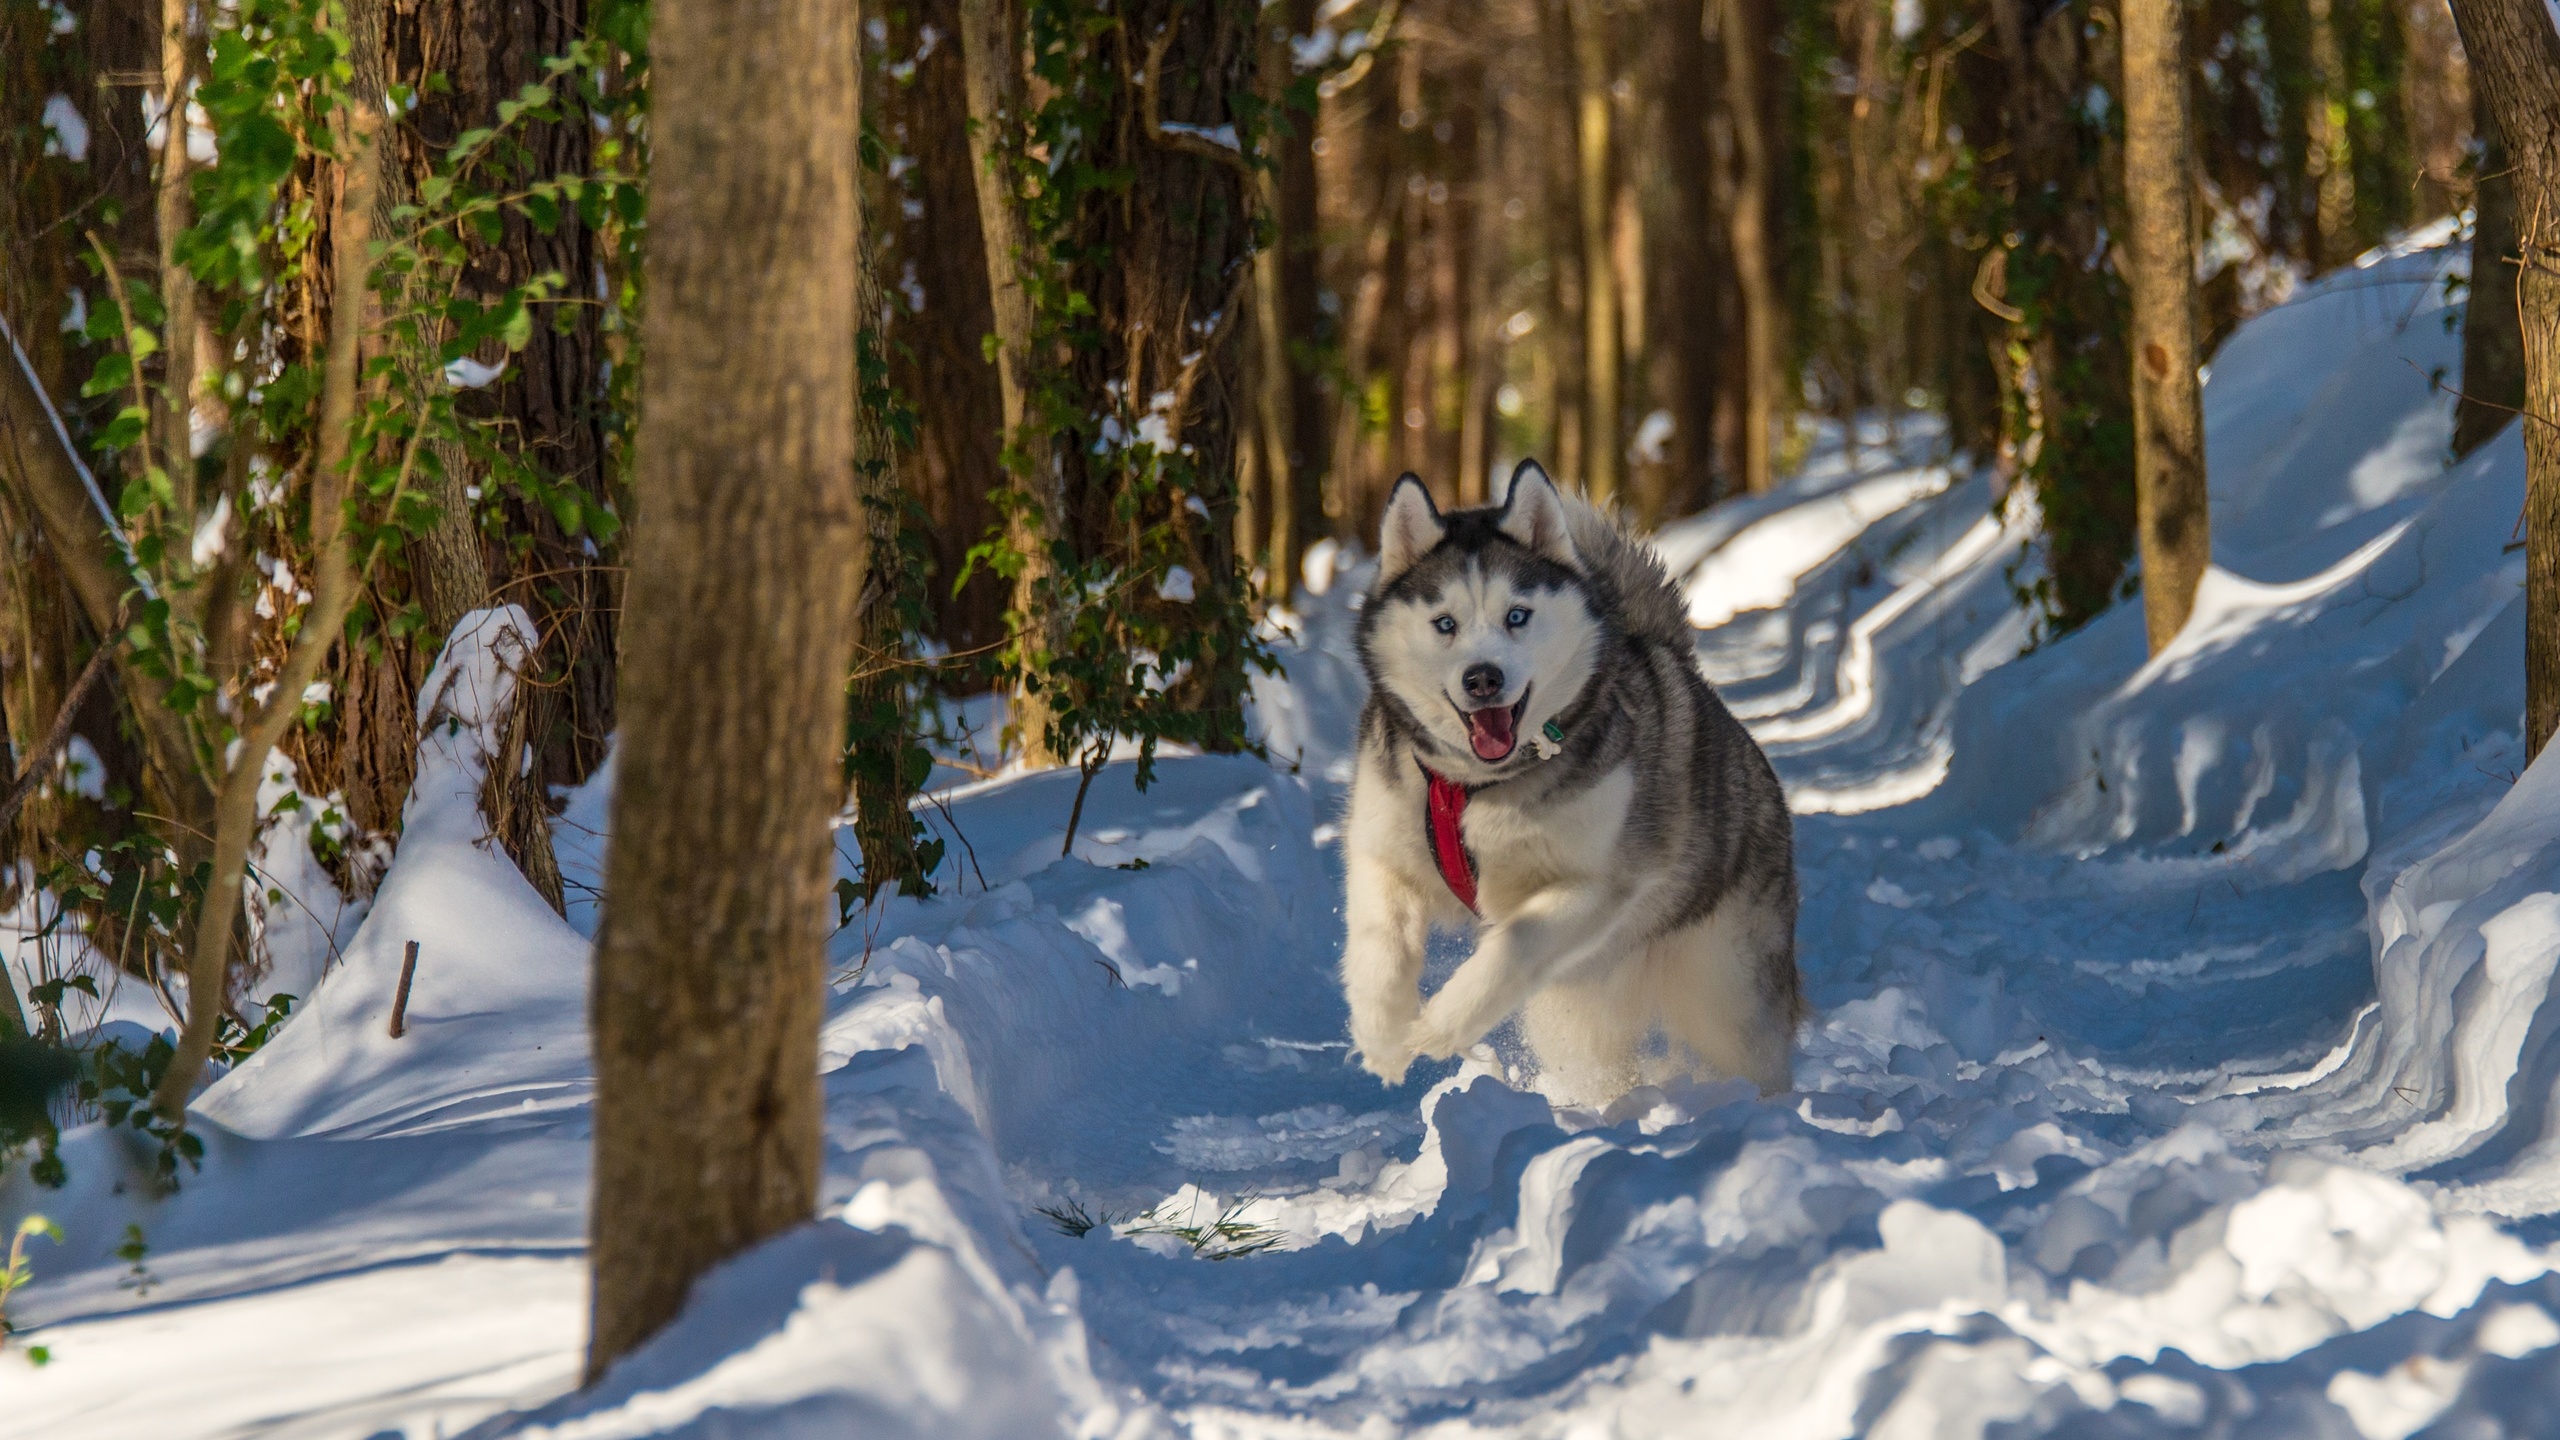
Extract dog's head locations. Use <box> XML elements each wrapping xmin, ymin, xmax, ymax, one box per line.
<box><xmin>1358</xmin><ymin>460</ymin><xmax>1604</xmax><ymax>776</ymax></box>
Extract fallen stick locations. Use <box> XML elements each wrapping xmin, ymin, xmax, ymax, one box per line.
<box><xmin>388</xmin><ymin>940</ymin><xmax>420</xmax><ymax>1038</ymax></box>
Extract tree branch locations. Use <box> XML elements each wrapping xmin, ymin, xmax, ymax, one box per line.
<box><xmin>151</xmin><ymin>104</ymin><xmax>382</xmax><ymax>1123</ymax></box>
<box><xmin>0</xmin><ymin>630</ymin><xmax>120</xmax><ymax>835</ymax></box>
<box><xmin>1141</xmin><ymin>16</ymin><xmax>1256</xmax><ymax>174</ymax></box>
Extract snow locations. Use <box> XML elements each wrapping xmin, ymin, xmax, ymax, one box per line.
<box><xmin>14</xmin><ymin>234</ymin><xmax>2560</xmax><ymax>1437</ymax></box>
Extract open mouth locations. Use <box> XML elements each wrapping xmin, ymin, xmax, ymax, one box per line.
<box><xmin>1460</xmin><ymin>691</ymin><xmax>1530</xmax><ymax>762</ymax></box>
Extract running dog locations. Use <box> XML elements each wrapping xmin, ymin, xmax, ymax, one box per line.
<box><xmin>1340</xmin><ymin>460</ymin><xmax>1802</xmax><ymax>1102</ymax></box>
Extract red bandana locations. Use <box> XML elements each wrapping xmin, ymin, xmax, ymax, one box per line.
<box><xmin>1423</xmin><ymin>766</ymin><xmax>1478</xmax><ymax>914</ymax></box>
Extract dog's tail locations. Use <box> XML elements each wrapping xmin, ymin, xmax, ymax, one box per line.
<box><xmin>1562</xmin><ymin>498</ymin><xmax>1692</xmax><ymax>649</ymax></box>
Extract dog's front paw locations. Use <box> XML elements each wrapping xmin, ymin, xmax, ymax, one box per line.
<box><xmin>1346</xmin><ymin>977</ymin><xmax>1421</xmax><ymax>1086</ymax></box>
<box><xmin>1356</xmin><ymin>1039</ymin><xmax>1416</xmax><ymax>1087</ymax></box>
<box><xmin>1406</xmin><ymin>1003</ymin><xmax>1480</xmax><ymax>1063</ymax></box>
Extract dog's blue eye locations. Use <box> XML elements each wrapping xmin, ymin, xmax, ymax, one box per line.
<box><xmin>1433</xmin><ymin>615</ymin><xmax>1457</xmax><ymax>635</ymax></box>
<box><xmin>1506</xmin><ymin>607</ymin><xmax>1532</xmax><ymax>628</ymax></box>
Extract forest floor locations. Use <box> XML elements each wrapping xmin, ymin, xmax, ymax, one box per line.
<box><xmin>14</xmin><ymin>223</ymin><xmax>2560</xmax><ymax>1438</ymax></box>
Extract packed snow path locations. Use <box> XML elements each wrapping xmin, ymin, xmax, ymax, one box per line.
<box><xmin>16</xmin><ymin>228</ymin><xmax>2560</xmax><ymax>1437</ymax></box>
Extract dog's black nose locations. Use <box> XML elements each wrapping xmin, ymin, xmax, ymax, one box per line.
<box><xmin>1462</xmin><ymin>662</ymin><xmax>1505</xmax><ymax>703</ymax></box>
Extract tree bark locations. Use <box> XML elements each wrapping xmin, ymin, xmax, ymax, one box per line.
<box><xmin>2455</xmin><ymin>100</ymin><xmax>2526</xmax><ymax>460</ymax></box>
<box><xmin>2444</xmin><ymin>0</ymin><xmax>2560</xmax><ymax>756</ymax></box>
<box><xmin>1537</xmin><ymin>0</ymin><xmax>1587</xmax><ymax>483</ymax></box>
<box><xmin>154</xmin><ymin>0</ymin><xmax>199</xmax><ymax>519</ymax></box>
<box><xmin>847</xmin><ymin>61</ymin><xmax>927</xmax><ymax>902</ymax></box>
<box><xmin>1570</xmin><ymin>0</ymin><xmax>1621</xmax><ymax>504</ymax></box>
<box><xmin>585</xmin><ymin>0</ymin><xmax>864</xmax><ymax>1377</ymax></box>
<box><xmin>1657</xmin><ymin>0</ymin><xmax>1727</xmax><ymax>514</ymax></box>
<box><xmin>1990</xmin><ymin>0</ymin><xmax>2138</xmax><ymax>632</ymax></box>
<box><xmin>1711</xmin><ymin>0</ymin><xmax>1778</xmax><ymax>496</ymax></box>
<box><xmin>956</xmin><ymin>0</ymin><xmax>1063</xmax><ymax>766</ymax></box>
<box><xmin>1068</xmin><ymin>0</ymin><xmax>1261</xmax><ymax>739</ymax></box>
<box><xmin>1274</xmin><ymin>0</ymin><xmax>1330</xmax><ymax>589</ymax></box>
<box><xmin>2122</xmin><ymin>0</ymin><xmax>2211</xmax><ymax>652</ymax></box>
<box><xmin>877</xmin><ymin>0</ymin><xmax>1008</xmax><ymax>659</ymax></box>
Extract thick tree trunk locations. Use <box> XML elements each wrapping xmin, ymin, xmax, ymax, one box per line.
<box><xmin>1069</xmin><ymin>0</ymin><xmax>1261</xmax><ymax>739</ymax></box>
<box><xmin>2122</xmin><ymin>0</ymin><xmax>2211</xmax><ymax>652</ymax></box>
<box><xmin>585</xmin><ymin>0</ymin><xmax>863</xmax><ymax>1378</ymax></box>
<box><xmin>2455</xmin><ymin>101</ymin><xmax>2526</xmax><ymax>460</ymax></box>
<box><xmin>1991</xmin><ymin>0</ymin><xmax>2138</xmax><ymax>631</ymax></box>
<box><xmin>2444</xmin><ymin>0</ymin><xmax>2560</xmax><ymax>756</ymax></box>
<box><xmin>956</xmin><ymin>0</ymin><xmax>1064</xmax><ymax>766</ymax></box>
<box><xmin>1658</xmin><ymin>0</ymin><xmax>1728</xmax><ymax>515</ymax></box>
<box><xmin>1570</xmin><ymin>0</ymin><xmax>1621</xmax><ymax>504</ymax></box>
<box><xmin>878</xmin><ymin>0</ymin><xmax>1009</xmax><ymax>659</ymax></box>
<box><xmin>1712</xmin><ymin>0</ymin><xmax>1778</xmax><ymax>496</ymax></box>
<box><xmin>290</xmin><ymin>0</ymin><xmax>586</xmax><ymax>910</ymax></box>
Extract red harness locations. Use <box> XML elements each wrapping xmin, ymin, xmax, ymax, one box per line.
<box><xmin>1422</xmin><ymin>766</ymin><xmax>1479</xmax><ymax>914</ymax></box>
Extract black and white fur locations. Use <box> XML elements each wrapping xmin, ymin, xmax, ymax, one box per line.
<box><xmin>1341</xmin><ymin>460</ymin><xmax>1803</xmax><ymax>1102</ymax></box>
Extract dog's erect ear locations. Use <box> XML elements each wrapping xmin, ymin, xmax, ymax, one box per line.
<box><xmin>1497</xmin><ymin>460</ymin><xmax>1576</xmax><ymax>566</ymax></box>
<box><xmin>1378</xmin><ymin>473</ymin><xmax>1445</xmax><ymax>582</ymax></box>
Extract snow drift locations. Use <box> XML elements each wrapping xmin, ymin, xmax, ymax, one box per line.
<box><xmin>11</xmin><ymin>227</ymin><xmax>2560</xmax><ymax>1438</ymax></box>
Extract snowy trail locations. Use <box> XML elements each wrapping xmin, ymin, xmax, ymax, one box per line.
<box><xmin>16</xmin><ymin>228</ymin><xmax>2560</xmax><ymax>1438</ymax></box>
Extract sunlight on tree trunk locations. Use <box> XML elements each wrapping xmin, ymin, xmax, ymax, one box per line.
<box><xmin>1713</xmin><ymin>0</ymin><xmax>1778</xmax><ymax>497</ymax></box>
<box><xmin>2122</xmin><ymin>0</ymin><xmax>2211</xmax><ymax>654</ymax></box>
<box><xmin>957</xmin><ymin>0</ymin><xmax>1063</xmax><ymax>767</ymax></box>
<box><xmin>2444</xmin><ymin>0</ymin><xmax>2560</xmax><ymax>758</ymax></box>
<box><xmin>584</xmin><ymin>0</ymin><xmax>865</xmax><ymax>1377</ymax></box>
<box><xmin>1570</xmin><ymin>0</ymin><xmax>1620</xmax><ymax>505</ymax></box>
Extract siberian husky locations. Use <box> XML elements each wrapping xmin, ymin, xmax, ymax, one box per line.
<box><xmin>1340</xmin><ymin>460</ymin><xmax>1802</xmax><ymax>1102</ymax></box>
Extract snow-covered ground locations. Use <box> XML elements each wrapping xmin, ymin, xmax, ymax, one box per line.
<box><xmin>14</xmin><ymin>228</ymin><xmax>2560</xmax><ymax>1437</ymax></box>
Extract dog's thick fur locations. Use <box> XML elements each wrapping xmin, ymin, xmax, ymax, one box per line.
<box><xmin>1340</xmin><ymin>460</ymin><xmax>1802</xmax><ymax>1102</ymax></box>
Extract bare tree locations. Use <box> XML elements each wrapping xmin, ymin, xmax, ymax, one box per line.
<box><xmin>585</xmin><ymin>0</ymin><xmax>865</xmax><ymax>1377</ymax></box>
<box><xmin>2444</xmin><ymin>0</ymin><xmax>2560</xmax><ymax>755</ymax></box>
<box><xmin>2121</xmin><ymin>0</ymin><xmax>2211</xmax><ymax>651</ymax></box>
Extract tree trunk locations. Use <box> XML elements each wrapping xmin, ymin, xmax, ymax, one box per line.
<box><xmin>2305</xmin><ymin>0</ymin><xmax>2358</xmax><ymax>271</ymax></box>
<box><xmin>1538</xmin><ymin>0</ymin><xmax>1587</xmax><ymax>484</ymax></box>
<box><xmin>2455</xmin><ymin>100</ymin><xmax>2526</xmax><ymax>460</ymax></box>
<box><xmin>1066</xmin><ymin>0</ymin><xmax>1262</xmax><ymax>740</ymax></box>
<box><xmin>1274</xmin><ymin>0</ymin><xmax>1330</xmax><ymax>589</ymax></box>
<box><xmin>956</xmin><ymin>0</ymin><xmax>1064</xmax><ymax>766</ymax></box>
<box><xmin>847</xmin><ymin>60</ymin><xmax>927</xmax><ymax>902</ymax></box>
<box><xmin>153</xmin><ymin>0</ymin><xmax>198</xmax><ymax>520</ymax></box>
<box><xmin>1658</xmin><ymin>0</ymin><xmax>1728</xmax><ymax>515</ymax></box>
<box><xmin>1571</xmin><ymin>0</ymin><xmax>1621</xmax><ymax>504</ymax></box>
<box><xmin>154</xmin><ymin>106</ymin><xmax>381</xmax><ymax>1122</ymax></box>
<box><xmin>1991</xmin><ymin>0</ymin><xmax>2138</xmax><ymax>632</ymax></box>
<box><xmin>2444</xmin><ymin>0</ymin><xmax>2560</xmax><ymax>756</ymax></box>
<box><xmin>877</xmin><ymin>0</ymin><xmax>1009</xmax><ymax>660</ymax></box>
<box><xmin>1250</xmin><ymin>209</ymin><xmax>1296</xmax><ymax>595</ymax></box>
<box><xmin>585</xmin><ymin>0</ymin><xmax>863</xmax><ymax>1377</ymax></box>
<box><xmin>2122</xmin><ymin>0</ymin><xmax>2211</xmax><ymax>652</ymax></box>
<box><xmin>1712</xmin><ymin>0</ymin><xmax>1778</xmax><ymax>496</ymax></box>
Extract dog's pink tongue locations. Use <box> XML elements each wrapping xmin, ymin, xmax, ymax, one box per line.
<box><xmin>1466</xmin><ymin>705</ymin><xmax>1516</xmax><ymax>761</ymax></box>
